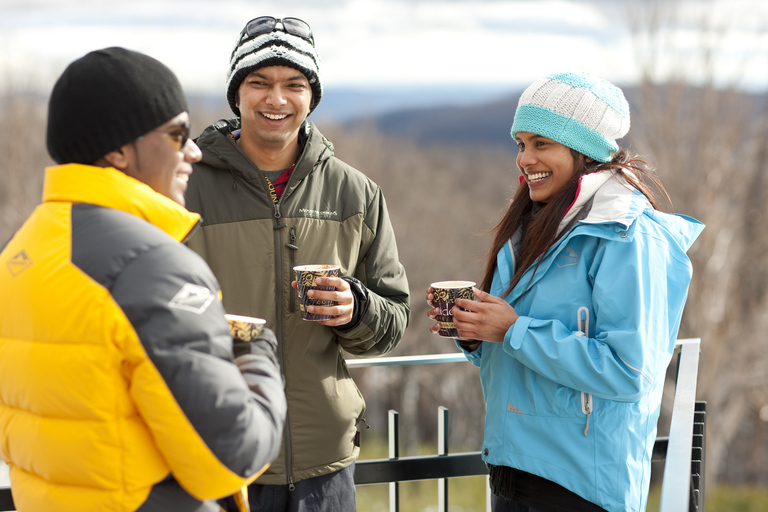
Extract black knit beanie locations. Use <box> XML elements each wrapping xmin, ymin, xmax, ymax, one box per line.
<box><xmin>46</xmin><ymin>47</ymin><xmax>188</xmax><ymax>165</ymax></box>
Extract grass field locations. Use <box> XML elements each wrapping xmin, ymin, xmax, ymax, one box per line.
<box><xmin>357</xmin><ymin>476</ymin><xmax>488</xmax><ymax>512</ymax></box>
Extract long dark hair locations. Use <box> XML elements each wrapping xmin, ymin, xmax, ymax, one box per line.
<box><xmin>479</xmin><ymin>148</ymin><xmax>670</xmax><ymax>297</ymax></box>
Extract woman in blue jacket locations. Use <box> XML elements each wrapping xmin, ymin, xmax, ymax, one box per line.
<box><xmin>427</xmin><ymin>72</ymin><xmax>703</xmax><ymax>512</ymax></box>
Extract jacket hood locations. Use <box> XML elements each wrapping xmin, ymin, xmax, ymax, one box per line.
<box><xmin>43</xmin><ymin>163</ymin><xmax>200</xmax><ymax>242</ymax></box>
<box><xmin>561</xmin><ymin>170</ymin><xmax>645</xmax><ymax>232</ymax></box>
<box><xmin>193</xmin><ymin>118</ymin><xmax>334</xmax><ymax>184</ymax></box>
<box><xmin>559</xmin><ymin>170</ymin><xmax>704</xmax><ymax>251</ymax></box>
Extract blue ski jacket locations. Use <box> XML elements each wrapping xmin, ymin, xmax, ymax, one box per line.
<box><xmin>462</xmin><ymin>170</ymin><xmax>704</xmax><ymax>512</ymax></box>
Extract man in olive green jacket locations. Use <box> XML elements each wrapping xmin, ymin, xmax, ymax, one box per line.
<box><xmin>185</xmin><ymin>15</ymin><xmax>410</xmax><ymax>512</ymax></box>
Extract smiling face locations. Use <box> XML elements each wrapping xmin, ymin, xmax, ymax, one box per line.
<box><xmin>125</xmin><ymin>112</ymin><xmax>201</xmax><ymax>206</ymax></box>
<box><xmin>237</xmin><ymin>65</ymin><xmax>312</xmax><ymax>149</ymax></box>
<box><xmin>515</xmin><ymin>132</ymin><xmax>578</xmax><ymax>203</ymax></box>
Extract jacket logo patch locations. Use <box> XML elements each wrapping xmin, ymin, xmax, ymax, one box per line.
<box><xmin>555</xmin><ymin>245</ymin><xmax>579</xmax><ymax>268</ymax></box>
<box><xmin>507</xmin><ymin>402</ymin><xmax>526</xmax><ymax>414</ymax></box>
<box><xmin>6</xmin><ymin>250</ymin><xmax>33</xmax><ymax>276</ymax></box>
<box><xmin>299</xmin><ymin>208</ymin><xmax>338</xmax><ymax>220</ymax></box>
<box><xmin>168</xmin><ymin>283</ymin><xmax>215</xmax><ymax>314</ymax></box>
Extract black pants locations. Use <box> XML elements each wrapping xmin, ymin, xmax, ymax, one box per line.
<box><xmin>488</xmin><ymin>465</ymin><xmax>607</xmax><ymax>512</ymax></box>
<box><xmin>492</xmin><ymin>494</ymin><xmax>548</xmax><ymax>512</ymax></box>
<box><xmin>221</xmin><ymin>464</ymin><xmax>356</xmax><ymax>512</ymax></box>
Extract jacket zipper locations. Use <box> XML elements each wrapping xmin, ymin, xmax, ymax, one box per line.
<box><xmin>577</xmin><ymin>306</ymin><xmax>593</xmax><ymax>437</ymax></box>
<box><xmin>286</xmin><ymin>227</ymin><xmax>298</xmax><ymax>313</ymax></box>
<box><xmin>272</xmin><ymin>203</ymin><xmax>295</xmax><ymax>490</ymax></box>
<box><xmin>229</xmin><ymin>129</ymin><xmax>323</xmax><ymax>491</ymax></box>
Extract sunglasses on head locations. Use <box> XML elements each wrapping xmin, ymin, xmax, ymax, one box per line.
<box><xmin>241</xmin><ymin>16</ymin><xmax>314</xmax><ymax>46</ymax></box>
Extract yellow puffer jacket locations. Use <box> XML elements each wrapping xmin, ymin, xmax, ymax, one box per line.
<box><xmin>0</xmin><ymin>164</ymin><xmax>286</xmax><ymax>511</ymax></box>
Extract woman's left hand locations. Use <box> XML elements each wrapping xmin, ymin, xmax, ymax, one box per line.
<box><xmin>452</xmin><ymin>288</ymin><xmax>519</xmax><ymax>342</ymax></box>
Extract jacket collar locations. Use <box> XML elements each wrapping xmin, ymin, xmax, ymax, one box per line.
<box><xmin>195</xmin><ymin>118</ymin><xmax>334</xmax><ymax>188</ymax></box>
<box><xmin>43</xmin><ymin>164</ymin><xmax>200</xmax><ymax>242</ymax></box>
<box><xmin>558</xmin><ymin>170</ymin><xmax>648</xmax><ymax>236</ymax></box>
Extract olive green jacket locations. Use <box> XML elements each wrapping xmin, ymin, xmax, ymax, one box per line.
<box><xmin>185</xmin><ymin>119</ymin><xmax>410</xmax><ymax>486</ymax></box>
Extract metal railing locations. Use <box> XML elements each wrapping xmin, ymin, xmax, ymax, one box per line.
<box><xmin>0</xmin><ymin>339</ymin><xmax>703</xmax><ymax>512</ymax></box>
<box><xmin>349</xmin><ymin>338</ymin><xmax>704</xmax><ymax>512</ymax></box>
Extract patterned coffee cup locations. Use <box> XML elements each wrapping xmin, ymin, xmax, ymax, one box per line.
<box><xmin>294</xmin><ymin>264</ymin><xmax>340</xmax><ymax>321</ymax></box>
<box><xmin>225</xmin><ymin>314</ymin><xmax>266</xmax><ymax>342</ymax></box>
<box><xmin>430</xmin><ymin>281</ymin><xmax>476</xmax><ymax>338</ymax></box>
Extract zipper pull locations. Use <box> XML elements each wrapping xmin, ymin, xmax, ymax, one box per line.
<box><xmin>581</xmin><ymin>392</ymin><xmax>592</xmax><ymax>437</ymax></box>
<box><xmin>288</xmin><ymin>476</ymin><xmax>295</xmax><ymax>492</ymax></box>
<box><xmin>286</xmin><ymin>226</ymin><xmax>298</xmax><ymax>250</ymax></box>
<box><xmin>273</xmin><ymin>205</ymin><xmax>286</xmax><ymax>230</ymax></box>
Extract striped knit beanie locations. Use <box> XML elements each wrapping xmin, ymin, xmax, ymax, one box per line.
<box><xmin>226</xmin><ymin>19</ymin><xmax>322</xmax><ymax>117</ymax></box>
<box><xmin>47</xmin><ymin>47</ymin><xmax>188</xmax><ymax>165</ymax></box>
<box><xmin>510</xmin><ymin>72</ymin><xmax>630</xmax><ymax>163</ymax></box>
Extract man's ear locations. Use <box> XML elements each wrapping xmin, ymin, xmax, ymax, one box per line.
<box><xmin>97</xmin><ymin>143</ymin><xmax>133</xmax><ymax>171</ymax></box>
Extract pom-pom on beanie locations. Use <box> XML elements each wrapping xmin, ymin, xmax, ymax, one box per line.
<box><xmin>226</xmin><ymin>18</ymin><xmax>322</xmax><ymax>117</ymax></box>
<box><xmin>510</xmin><ymin>71</ymin><xmax>630</xmax><ymax>163</ymax></box>
<box><xmin>46</xmin><ymin>47</ymin><xmax>188</xmax><ymax>165</ymax></box>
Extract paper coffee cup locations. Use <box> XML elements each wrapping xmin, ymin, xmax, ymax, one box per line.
<box><xmin>294</xmin><ymin>264</ymin><xmax>340</xmax><ymax>321</ymax></box>
<box><xmin>225</xmin><ymin>314</ymin><xmax>266</xmax><ymax>342</ymax></box>
<box><xmin>430</xmin><ymin>281</ymin><xmax>476</xmax><ymax>338</ymax></box>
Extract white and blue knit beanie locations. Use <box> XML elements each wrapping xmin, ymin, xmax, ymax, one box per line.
<box><xmin>510</xmin><ymin>72</ymin><xmax>630</xmax><ymax>163</ymax></box>
<box><xmin>226</xmin><ymin>20</ymin><xmax>322</xmax><ymax>117</ymax></box>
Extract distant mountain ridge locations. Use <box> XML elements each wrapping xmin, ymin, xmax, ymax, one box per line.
<box><xmin>346</xmin><ymin>91</ymin><xmax>523</xmax><ymax>149</ymax></box>
<box><xmin>314</xmin><ymin>84</ymin><xmax>525</xmax><ymax>149</ymax></box>
<box><xmin>313</xmin><ymin>84</ymin><xmax>521</xmax><ymax>122</ymax></box>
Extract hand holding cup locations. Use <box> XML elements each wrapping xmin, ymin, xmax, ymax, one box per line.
<box><xmin>428</xmin><ymin>281</ymin><xmax>476</xmax><ymax>338</ymax></box>
<box><xmin>427</xmin><ymin>286</ymin><xmax>519</xmax><ymax>343</ymax></box>
<box><xmin>225</xmin><ymin>314</ymin><xmax>267</xmax><ymax>358</ymax></box>
<box><xmin>293</xmin><ymin>265</ymin><xmax>354</xmax><ymax>325</ymax></box>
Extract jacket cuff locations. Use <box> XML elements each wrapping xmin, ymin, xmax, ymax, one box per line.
<box><xmin>335</xmin><ymin>276</ymin><xmax>369</xmax><ymax>332</ymax></box>
<box><xmin>504</xmin><ymin>316</ymin><xmax>532</xmax><ymax>356</ymax></box>
<box><xmin>456</xmin><ymin>338</ymin><xmax>482</xmax><ymax>352</ymax></box>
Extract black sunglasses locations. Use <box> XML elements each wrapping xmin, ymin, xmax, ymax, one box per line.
<box><xmin>241</xmin><ymin>16</ymin><xmax>314</xmax><ymax>46</ymax></box>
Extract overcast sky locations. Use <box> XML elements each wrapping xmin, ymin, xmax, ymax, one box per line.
<box><xmin>1</xmin><ymin>0</ymin><xmax>767</xmax><ymax>98</ymax></box>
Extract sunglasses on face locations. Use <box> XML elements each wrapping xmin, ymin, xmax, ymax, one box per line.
<box><xmin>241</xmin><ymin>16</ymin><xmax>314</xmax><ymax>46</ymax></box>
<box><xmin>153</xmin><ymin>122</ymin><xmax>191</xmax><ymax>152</ymax></box>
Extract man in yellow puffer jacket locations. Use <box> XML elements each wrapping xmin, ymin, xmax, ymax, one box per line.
<box><xmin>0</xmin><ymin>47</ymin><xmax>286</xmax><ymax>512</ymax></box>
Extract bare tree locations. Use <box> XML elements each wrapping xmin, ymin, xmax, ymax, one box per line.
<box><xmin>324</xmin><ymin>122</ymin><xmax>518</xmax><ymax>452</ymax></box>
<box><xmin>0</xmin><ymin>70</ymin><xmax>50</xmax><ymax>246</ymax></box>
<box><xmin>623</xmin><ymin>0</ymin><xmax>768</xmax><ymax>487</ymax></box>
